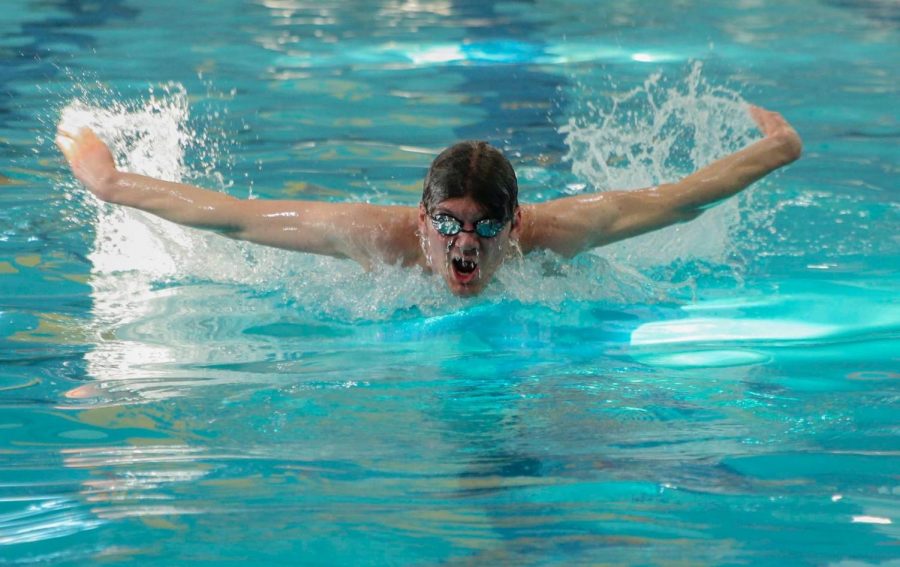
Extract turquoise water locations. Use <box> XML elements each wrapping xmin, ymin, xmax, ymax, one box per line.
<box><xmin>2</xmin><ymin>0</ymin><xmax>899</xmax><ymax>564</ymax></box>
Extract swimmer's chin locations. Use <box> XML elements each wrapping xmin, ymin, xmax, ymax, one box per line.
<box><xmin>449</xmin><ymin>285</ymin><xmax>482</xmax><ymax>297</ymax></box>
<box><xmin>445</xmin><ymin>277</ymin><xmax>487</xmax><ymax>297</ymax></box>
<box><xmin>443</xmin><ymin>270</ymin><xmax>486</xmax><ymax>297</ymax></box>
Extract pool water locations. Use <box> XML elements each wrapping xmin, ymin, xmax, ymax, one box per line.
<box><xmin>2</xmin><ymin>0</ymin><xmax>898</xmax><ymax>564</ymax></box>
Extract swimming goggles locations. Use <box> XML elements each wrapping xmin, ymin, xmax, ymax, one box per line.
<box><xmin>430</xmin><ymin>213</ymin><xmax>507</xmax><ymax>238</ymax></box>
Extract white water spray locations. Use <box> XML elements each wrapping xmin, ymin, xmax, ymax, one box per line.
<box><xmin>56</xmin><ymin>67</ymin><xmax>760</xmax><ymax>327</ymax></box>
<box><xmin>559</xmin><ymin>62</ymin><xmax>759</xmax><ymax>268</ymax></box>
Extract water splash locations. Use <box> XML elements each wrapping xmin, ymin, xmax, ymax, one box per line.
<box><xmin>58</xmin><ymin>85</ymin><xmax>243</xmax><ymax>282</ymax></box>
<box><xmin>57</xmin><ymin>86</ymin><xmax>462</xmax><ymax>324</ymax></box>
<box><xmin>559</xmin><ymin>62</ymin><xmax>760</xmax><ymax>270</ymax></box>
<box><xmin>55</xmin><ymin>68</ymin><xmax>763</xmax><ymax>328</ymax></box>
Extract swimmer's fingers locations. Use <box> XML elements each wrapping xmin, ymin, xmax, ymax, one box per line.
<box><xmin>748</xmin><ymin>105</ymin><xmax>799</xmax><ymax>139</ymax></box>
<box><xmin>55</xmin><ymin>130</ymin><xmax>77</xmax><ymax>162</ymax></box>
<box><xmin>55</xmin><ymin>123</ymin><xmax>92</xmax><ymax>151</ymax></box>
<box><xmin>748</xmin><ymin>104</ymin><xmax>803</xmax><ymax>162</ymax></box>
<box><xmin>56</xmin><ymin>123</ymin><xmax>78</xmax><ymax>138</ymax></box>
<box><xmin>55</xmin><ymin>127</ymin><xmax>114</xmax><ymax>166</ymax></box>
<box><xmin>748</xmin><ymin>105</ymin><xmax>787</xmax><ymax>135</ymax></box>
<box><xmin>55</xmin><ymin>126</ymin><xmax>105</xmax><ymax>153</ymax></box>
<box><xmin>55</xmin><ymin>126</ymin><xmax>118</xmax><ymax>191</ymax></box>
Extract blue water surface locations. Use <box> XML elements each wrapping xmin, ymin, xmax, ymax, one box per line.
<box><xmin>1</xmin><ymin>0</ymin><xmax>898</xmax><ymax>565</ymax></box>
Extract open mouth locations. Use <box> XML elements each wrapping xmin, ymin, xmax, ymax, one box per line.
<box><xmin>450</xmin><ymin>257</ymin><xmax>478</xmax><ymax>284</ymax></box>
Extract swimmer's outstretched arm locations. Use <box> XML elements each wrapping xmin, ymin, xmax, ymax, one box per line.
<box><xmin>55</xmin><ymin>126</ymin><xmax>420</xmax><ymax>266</ymax></box>
<box><xmin>521</xmin><ymin>105</ymin><xmax>802</xmax><ymax>256</ymax></box>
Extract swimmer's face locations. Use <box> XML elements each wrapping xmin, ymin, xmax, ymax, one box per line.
<box><xmin>418</xmin><ymin>197</ymin><xmax>520</xmax><ymax>297</ymax></box>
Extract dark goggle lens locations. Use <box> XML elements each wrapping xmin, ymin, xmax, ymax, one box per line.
<box><xmin>430</xmin><ymin>214</ymin><xmax>506</xmax><ymax>238</ymax></box>
<box><xmin>474</xmin><ymin>219</ymin><xmax>506</xmax><ymax>238</ymax></box>
<box><xmin>430</xmin><ymin>215</ymin><xmax>462</xmax><ymax>236</ymax></box>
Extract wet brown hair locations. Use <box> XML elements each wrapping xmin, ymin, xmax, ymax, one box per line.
<box><xmin>421</xmin><ymin>141</ymin><xmax>518</xmax><ymax>221</ymax></box>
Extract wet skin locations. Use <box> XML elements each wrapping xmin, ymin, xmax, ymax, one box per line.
<box><xmin>56</xmin><ymin>106</ymin><xmax>802</xmax><ymax>299</ymax></box>
<box><xmin>416</xmin><ymin>197</ymin><xmax>522</xmax><ymax>297</ymax></box>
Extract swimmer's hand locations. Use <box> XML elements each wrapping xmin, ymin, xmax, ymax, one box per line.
<box><xmin>55</xmin><ymin>126</ymin><xmax>119</xmax><ymax>201</ymax></box>
<box><xmin>52</xmin><ymin>122</ymin><xmax>415</xmax><ymax>266</ymax></box>
<box><xmin>748</xmin><ymin>105</ymin><xmax>802</xmax><ymax>165</ymax></box>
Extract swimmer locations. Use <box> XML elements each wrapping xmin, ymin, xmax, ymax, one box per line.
<box><xmin>56</xmin><ymin>105</ymin><xmax>801</xmax><ymax>296</ymax></box>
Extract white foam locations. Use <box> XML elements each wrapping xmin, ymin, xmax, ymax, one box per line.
<box><xmin>59</xmin><ymin>68</ymin><xmax>762</xmax><ymax>325</ymax></box>
<box><xmin>560</xmin><ymin>62</ymin><xmax>758</xmax><ymax>267</ymax></box>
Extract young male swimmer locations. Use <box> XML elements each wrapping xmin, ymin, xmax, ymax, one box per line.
<box><xmin>56</xmin><ymin>105</ymin><xmax>801</xmax><ymax>297</ymax></box>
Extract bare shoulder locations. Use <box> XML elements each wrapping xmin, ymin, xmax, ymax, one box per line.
<box><xmin>516</xmin><ymin>193</ymin><xmax>622</xmax><ymax>257</ymax></box>
<box><xmin>346</xmin><ymin>204</ymin><xmax>422</xmax><ymax>267</ymax></box>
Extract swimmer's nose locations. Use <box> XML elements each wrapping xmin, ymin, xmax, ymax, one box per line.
<box><xmin>453</xmin><ymin>230</ymin><xmax>480</xmax><ymax>253</ymax></box>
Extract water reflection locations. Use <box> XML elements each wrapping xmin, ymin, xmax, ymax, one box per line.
<box><xmin>2</xmin><ymin>0</ymin><xmax>897</xmax><ymax>560</ymax></box>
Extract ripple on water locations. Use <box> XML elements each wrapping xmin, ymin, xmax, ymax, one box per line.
<box><xmin>629</xmin><ymin>280</ymin><xmax>900</xmax><ymax>371</ymax></box>
<box><xmin>0</xmin><ymin>498</ymin><xmax>103</xmax><ymax>545</ymax></box>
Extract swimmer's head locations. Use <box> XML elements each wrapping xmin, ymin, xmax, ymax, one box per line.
<box><xmin>418</xmin><ymin>141</ymin><xmax>521</xmax><ymax>297</ymax></box>
<box><xmin>421</xmin><ymin>141</ymin><xmax>518</xmax><ymax>222</ymax></box>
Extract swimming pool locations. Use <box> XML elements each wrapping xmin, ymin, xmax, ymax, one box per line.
<box><xmin>2</xmin><ymin>0</ymin><xmax>898</xmax><ymax>563</ymax></box>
